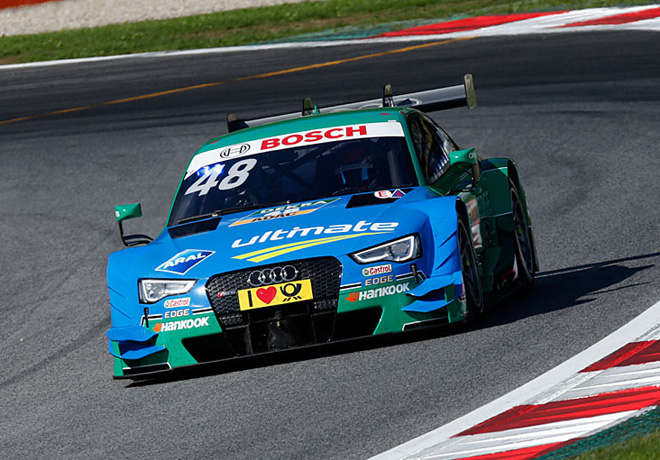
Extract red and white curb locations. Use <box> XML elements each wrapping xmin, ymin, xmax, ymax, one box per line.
<box><xmin>0</xmin><ymin>0</ymin><xmax>55</xmax><ymax>8</ymax></box>
<box><xmin>373</xmin><ymin>5</ymin><xmax>660</xmax><ymax>40</ymax></box>
<box><xmin>369</xmin><ymin>299</ymin><xmax>660</xmax><ymax>460</ymax></box>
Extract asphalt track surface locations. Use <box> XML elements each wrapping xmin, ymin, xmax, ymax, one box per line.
<box><xmin>1</xmin><ymin>31</ymin><xmax>659</xmax><ymax>459</ymax></box>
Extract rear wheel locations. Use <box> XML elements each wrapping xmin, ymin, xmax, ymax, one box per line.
<box><xmin>457</xmin><ymin>217</ymin><xmax>484</xmax><ymax>321</ymax></box>
<box><xmin>510</xmin><ymin>181</ymin><xmax>535</xmax><ymax>285</ymax></box>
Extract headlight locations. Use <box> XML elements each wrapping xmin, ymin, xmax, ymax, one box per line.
<box><xmin>139</xmin><ymin>279</ymin><xmax>196</xmax><ymax>304</ymax></box>
<box><xmin>350</xmin><ymin>234</ymin><xmax>421</xmax><ymax>264</ymax></box>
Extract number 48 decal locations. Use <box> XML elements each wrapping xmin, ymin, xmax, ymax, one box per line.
<box><xmin>185</xmin><ymin>159</ymin><xmax>257</xmax><ymax>196</ymax></box>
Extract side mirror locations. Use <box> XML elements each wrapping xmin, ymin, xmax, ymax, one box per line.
<box><xmin>114</xmin><ymin>203</ymin><xmax>153</xmax><ymax>247</ymax></box>
<box><xmin>449</xmin><ymin>148</ymin><xmax>480</xmax><ymax>188</ymax></box>
<box><xmin>115</xmin><ymin>203</ymin><xmax>143</xmax><ymax>222</ymax></box>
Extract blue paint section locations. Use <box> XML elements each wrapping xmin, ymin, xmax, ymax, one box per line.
<box><xmin>108</xmin><ymin>340</ymin><xmax>165</xmax><ymax>360</ymax></box>
<box><xmin>107</xmin><ymin>325</ymin><xmax>164</xmax><ymax>360</ymax></box>
<box><xmin>106</xmin><ymin>325</ymin><xmax>157</xmax><ymax>342</ymax></box>
<box><xmin>403</xmin><ymin>271</ymin><xmax>462</xmax><ymax>313</ymax></box>
<box><xmin>406</xmin><ymin>271</ymin><xmax>461</xmax><ymax>298</ymax></box>
<box><xmin>434</xmin><ymin>231</ymin><xmax>460</xmax><ymax>271</ymax></box>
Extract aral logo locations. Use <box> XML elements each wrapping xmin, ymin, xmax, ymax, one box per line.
<box><xmin>155</xmin><ymin>249</ymin><xmax>215</xmax><ymax>275</ymax></box>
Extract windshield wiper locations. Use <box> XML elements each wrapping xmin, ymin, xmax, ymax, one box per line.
<box><xmin>176</xmin><ymin>202</ymin><xmax>290</xmax><ymax>225</ymax></box>
<box><xmin>176</xmin><ymin>206</ymin><xmax>258</xmax><ymax>225</ymax></box>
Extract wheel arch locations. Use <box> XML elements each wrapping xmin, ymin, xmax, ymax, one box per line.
<box><xmin>506</xmin><ymin>160</ymin><xmax>540</xmax><ymax>273</ymax></box>
<box><xmin>506</xmin><ymin>160</ymin><xmax>530</xmax><ymax>221</ymax></box>
<box><xmin>455</xmin><ymin>196</ymin><xmax>470</xmax><ymax>227</ymax></box>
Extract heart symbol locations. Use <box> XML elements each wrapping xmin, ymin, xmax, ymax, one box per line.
<box><xmin>256</xmin><ymin>286</ymin><xmax>277</xmax><ymax>304</ymax></box>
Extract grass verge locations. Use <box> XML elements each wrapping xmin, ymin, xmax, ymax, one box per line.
<box><xmin>569</xmin><ymin>432</ymin><xmax>660</xmax><ymax>460</ymax></box>
<box><xmin>0</xmin><ymin>0</ymin><xmax>657</xmax><ymax>64</ymax></box>
<box><xmin>538</xmin><ymin>406</ymin><xmax>660</xmax><ymax>460</ymax></box>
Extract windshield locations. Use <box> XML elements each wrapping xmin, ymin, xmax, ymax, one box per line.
<box><xmin>168</xmin><ymin>132</ymin><xmax>417</xmax><ymax>226</ymax></box>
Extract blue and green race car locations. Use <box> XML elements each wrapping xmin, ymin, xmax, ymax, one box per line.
<box><xmin>107</xmin><ymin>75</ymin><xmax>538</xmax><ymax>379</ymax></box>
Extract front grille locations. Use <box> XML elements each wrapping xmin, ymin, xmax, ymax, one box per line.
<box><xmin>206</xmin><ymin>257</ymin><xmax>342</xmax><ymax>328</ymax></box>
<box><xmin>205</xmin><ymin>257</ymin><xmax>342</xmax><ymax>355</ymax></box>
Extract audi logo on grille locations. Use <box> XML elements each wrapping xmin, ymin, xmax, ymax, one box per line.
<box><xmin>247</xmin><ymin>265</ymin><xmax>299</xmax><ymax>286</ymax></box>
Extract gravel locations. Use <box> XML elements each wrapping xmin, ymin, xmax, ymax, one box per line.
<box><xmin>0</xmin><ymin>0</ymin><xmax>309</xmax><ymax>36</ymax></box>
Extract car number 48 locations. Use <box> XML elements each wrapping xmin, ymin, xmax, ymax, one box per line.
<box><xmin>185</xmin><ymin>159</ymin><xmax>257</xmax><ymax>196</ymax></box>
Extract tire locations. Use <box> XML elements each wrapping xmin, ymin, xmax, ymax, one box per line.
<box><xmin>457</xmin><ymin>217</ymin><xmax>484</xmax><ymax>321</ymax></box>
<box><xmin>510</xmin><ymin>181</ymin><xmax>535</xmax><ymax>286</ymax></box>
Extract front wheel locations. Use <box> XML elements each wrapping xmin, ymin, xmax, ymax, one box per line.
<box><xmin>457</xmin><ymin>217</ymin><xmax>484</xmax><ymax>322</ymax></box>
<box><xmin>510</xmin><ymin>181</ymin><xmax>536</xmax><ymax>286</ymax></box>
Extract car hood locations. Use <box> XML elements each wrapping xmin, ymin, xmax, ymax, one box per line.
<box><xmin>109</xmin><ymin>188</ymin><xmax>440</xmax><ymax>278</ymax></box>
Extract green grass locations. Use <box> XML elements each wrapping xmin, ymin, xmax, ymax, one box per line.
<box><xmin>564</xmin><ymin>430</ymin><xmax>660</xmax><ymax>460</ymax></box>
<box><xmin>538</xmin><ymin>407</ymin><xmax>660</xmax><ymax>460</ymax></box>
<box><xmin>0</xmin><ymin>0</ymin><xmax>657</xmax><ymax>64</ymax></box>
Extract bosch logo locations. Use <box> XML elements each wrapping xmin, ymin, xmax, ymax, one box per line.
<box><xmin>247</xmin><ymin>265</ymin><xmax>299</xmax><ymax>287</ymax></box>
<box><xmin>218</xmin><ymin>143</ymin><xmax>250</xmax><ymax>158</ymax></box>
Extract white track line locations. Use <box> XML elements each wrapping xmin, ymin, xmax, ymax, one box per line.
<box><xmin>559</xmin><ymin>362</ymin><xmax>660</xmax><ymax>400</ymax></box>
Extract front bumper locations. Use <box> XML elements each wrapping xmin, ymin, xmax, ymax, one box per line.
<box><xmin>108</xmin><ymin>258</ymin><xmax>467</xmax><ymax>379</ymax></box>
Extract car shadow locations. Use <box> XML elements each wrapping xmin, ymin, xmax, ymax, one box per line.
<box><xmin>125</xmin><ymin>252</ymin><xmax>659</xmax><ymax>387</ymax></box>
<box><xmin>478</xmin><ymin>251</ymin><xmax>660</xmax><ymax>330</ymax></box>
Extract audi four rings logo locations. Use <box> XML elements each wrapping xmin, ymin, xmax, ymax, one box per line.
<box><xmin>247</xmin><ymin>265</ymin><xmax>299</xmax><ymax>286</ymax></box>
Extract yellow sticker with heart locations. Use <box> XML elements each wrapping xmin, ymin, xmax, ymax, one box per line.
<box><xmin>237</xmin><ymin>280</ymin><xmax>314</xmax><ymax>311</ymax></box>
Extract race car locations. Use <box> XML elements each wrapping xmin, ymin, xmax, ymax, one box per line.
<box><xmin>107</xmin><ymin>75</ymin><xmax>538</xmax><ymax>379</ymax></box>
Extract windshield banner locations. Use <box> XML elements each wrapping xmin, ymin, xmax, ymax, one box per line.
<box><xmin>186</xmin><ymin>122</ymin><xmax>405</xmax><ymax>178</ymax></box>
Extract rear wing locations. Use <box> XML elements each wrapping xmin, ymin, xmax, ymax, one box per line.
<box><xmin>226</xmin><ymin>74</ymin><xmax>476</xmax><ymax>133</ymax></box>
